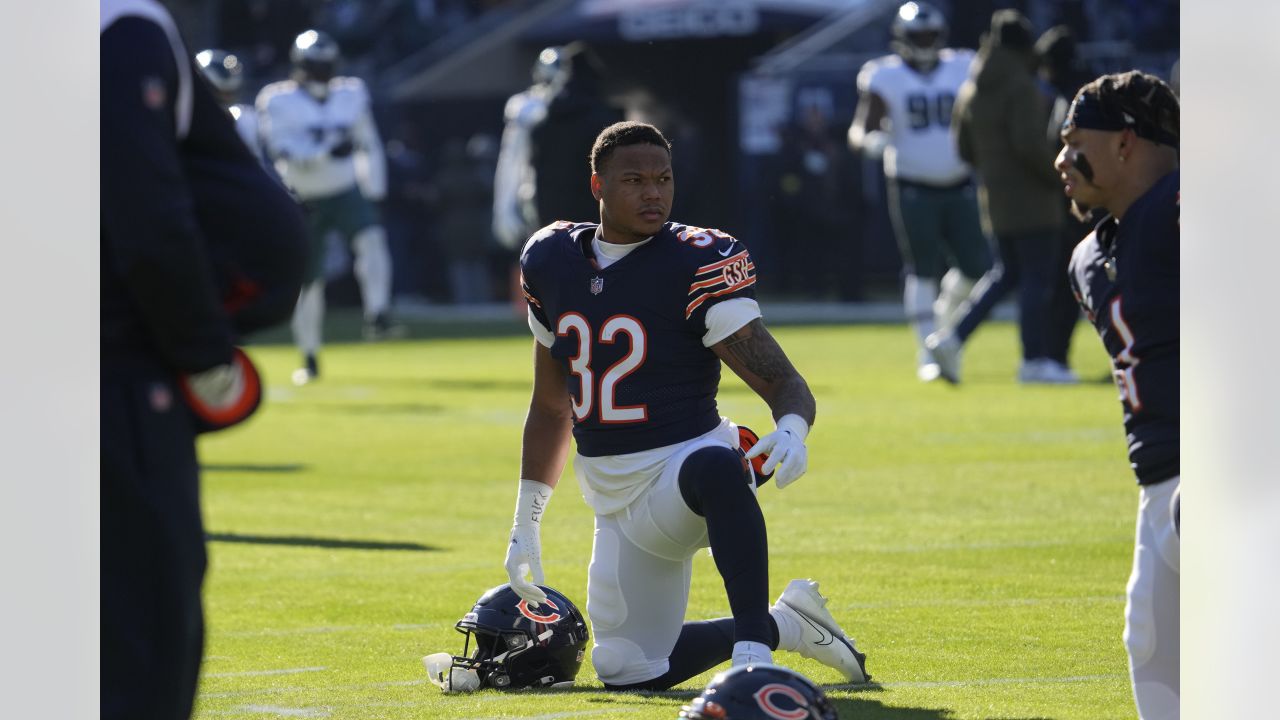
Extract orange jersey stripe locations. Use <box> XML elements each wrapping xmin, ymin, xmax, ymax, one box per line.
<box><xmin>688</xmin><ymin>262</ymin><xmax>756</xmax><ymax>294</ymax></box>
<box><xmin>694</xmin><ymin>249</ymin><xmax>751</xmax><ymax>276</ymax></box>
<box><xmin>686</xmin><ymin>278</ymin><xmax>752</xmax><ymax>316</ymax></box>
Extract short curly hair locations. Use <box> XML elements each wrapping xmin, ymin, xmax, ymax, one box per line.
<box><xmin>589</xmin><ymin>121</ymin><xmax>672</xmax><ymax>174</ymax></box>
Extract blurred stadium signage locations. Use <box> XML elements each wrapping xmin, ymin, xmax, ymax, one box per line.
<box><xmin>619</xmin><ymin>1</ymin><xmax>760</xmax><ymax>41</ymax></box>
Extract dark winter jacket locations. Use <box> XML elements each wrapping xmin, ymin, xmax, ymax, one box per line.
<box><xmin>952</xmin><ymin>14</ymin><xmax>1063</xmax><ymax>237</ymax></box>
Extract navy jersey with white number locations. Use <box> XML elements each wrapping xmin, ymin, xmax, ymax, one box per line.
<box><xmin>521</xmin><ymin>221</ymin><xmax>757</xmax><ymax>457</ymax></box>
<box><xmin>1068</xmin><ymin>170</ymin><xmax>1179</xmax><ymax>484</ymax></box>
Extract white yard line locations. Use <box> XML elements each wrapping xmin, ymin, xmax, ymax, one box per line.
<box><xmin>203</xmin><ymin>705</ymin><xmax>330</xmax><ymax>718</ymax></box>
<box><xmin>204</xmin><ymin>667</ymin><xmax>327</xmax><ymax>679</ymax></box>
<box><xmin>201</xmin><ymin>679</ymin><xmax>424</xmax><ymax>699</ymax></box>
<box><xmin>235</xmin><ymin>706</ymin><xmax>329</xmax><ymax>718</ymax></box>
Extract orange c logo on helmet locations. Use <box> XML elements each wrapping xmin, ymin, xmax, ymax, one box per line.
<box><xmin>753</xmin><ymin>683</ymin><xmax>810</xmax><ymax>720</ymax></box>
<box><xmin>517</xmin><ymin>598</ymin><xmax>562</xmax><ymax>623</ymax></box>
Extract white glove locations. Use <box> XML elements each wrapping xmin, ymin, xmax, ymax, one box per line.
<box><xmin>503</xmin><ymin>479</ymin><xmax>553</xmax><ymax>606</ymax></box>
<box><xmin>859</xmin><ymin>129</ymin><xmax>889</xmax><ymax>160</ymax></box>
<box><xmin>744</xmin><ymin>414</ymin><xmax>809</xmax><ymax>489</ymax></box>
<box><xmin>185</xmin><ymin>361</ymin><xmax>245</xmax><ymax>411</ymax></box>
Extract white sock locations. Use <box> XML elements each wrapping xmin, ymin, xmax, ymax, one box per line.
<box><xmin>732</xmin><ymin>640</ymin><xmax>773</xmax><ymax>666</ymax></box>
<box><xmin>291</xmin><ymin>281</ymin><xmax>325</xmax><ymax>356</ymax></box>
<box><xmin>769</xmin><ymin>605</ymin><xmax>802</xmax><ymax>652</ymax></box>
<box><xmin>352</xmin><ymin>225</ymin><xmax>392</xmax><ymax>319</ymax></box>
<box><xmin>904</xmin><ymin>274</ymin><xmax>940</xmax><ymax>353</ymax></box>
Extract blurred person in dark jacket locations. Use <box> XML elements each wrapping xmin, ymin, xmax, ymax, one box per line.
<box><xmin>1036</xmin><ymin>25</ymin><xmax>1094</xmax><ymax>382</ymax></box>
<box><xmin>528</xmin><ymin>42</ymin><xmax>624</xmax><ymax>228</ymax></box>
<box><xmin>101</xmin><ymin>1</ymin><xmax>306</xmax><ymax>717</ymax></box>
<box><xmin>433</xmin><ymin>135</ymin><xmax>499</xmax><ymax>304</ymax></box>
<box><xmin>777</xmin><ymin>97</ymin><xmax>860</xmax><ymax>300</ymax></box>
<box><xmin>927</xmin><ymin>9</ymin><xmax>1072</xmax><ymax>384</ymax></box>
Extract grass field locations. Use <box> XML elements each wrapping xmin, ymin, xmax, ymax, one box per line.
<box><xmin>193</xmin><ymin>318</ymin><xmax>1139</xmax><ymax>719</ymax></box>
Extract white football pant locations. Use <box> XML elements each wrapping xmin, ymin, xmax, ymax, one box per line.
<box><xmin>352</xmin><ymin>225</ymin><xmax>392</xmax><ymax>320</ymax></box>
<box><xmin>292</xmin><ymin>280</ymin><xmax>325</xmax><ymax>356</ymax></box>
<box><xmin>1125</xmin><ymin>476</ymin><xmax>1180</xmax><ymax>720</ymax></box>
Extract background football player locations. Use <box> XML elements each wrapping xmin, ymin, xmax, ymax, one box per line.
<box><xmin>257</xmin><ymin>30</ymin><xmax>397</xmax><ymax>384</ymax></box>
<box><xmin>503</xmin><ymin>121</ymin><xmax>869</xmax><ymax>692</ymax></box>
<box><xmin>1058</xmin><ymin>71</ymin><xmax>1180</xmax><ymax>720</ymax></box>
<box><xmin>848</xmin><ymin>1</ymin><xmax>991</xmax><ymax>381</ymax></box>
<box><xmin>195</xmin><ymin>48</ymin><xmax>263</xmax><ymax>163</ymax></box>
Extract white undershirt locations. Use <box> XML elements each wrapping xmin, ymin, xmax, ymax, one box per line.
<box><xmin>527</xmin><ymin>233</ymin><xmax>761</xmax><ymax>348</ymax></box>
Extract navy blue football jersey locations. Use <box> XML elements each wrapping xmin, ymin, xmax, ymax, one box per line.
<box><xmin>521</xmin><ymin>221</ymin><xmax>758</xmax><ymax>457</ymax></box>
<box><xmin>1068</xmin><ymin>170</ymin><xmax>1179</xmax><ymax>485</ymax></box>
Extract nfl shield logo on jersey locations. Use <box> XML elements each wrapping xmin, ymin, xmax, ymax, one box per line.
<box><xmin>590</xmin><ymin>276</ymin><xmax>604</xmax><ymax>295</ymax></box>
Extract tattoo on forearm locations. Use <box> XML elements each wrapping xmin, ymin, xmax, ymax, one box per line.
<box><xmin>722</xmin><ymin>320</ymin><xmax>792</xmax><ymax>383</ymax></box>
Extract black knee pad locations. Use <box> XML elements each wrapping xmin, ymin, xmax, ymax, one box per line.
<box><xmin>678</xmin><ymin>446</ymin><xmax>752</xmax><ymax>517</ymax></box>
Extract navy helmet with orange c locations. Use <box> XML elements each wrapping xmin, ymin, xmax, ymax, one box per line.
<box><xmin>679</xmin><ymin>664</ymin><xmax>839</xmax><ymax>719</ymax></box>
<box><xmin>426</xmin><ymin>583</ymin><xmax>588</xmax><ymax>691</ymax></box>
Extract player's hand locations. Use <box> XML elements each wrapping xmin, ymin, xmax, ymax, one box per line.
<box><xmin>504</xmin><ymin>523</ymin><xmax>548</xmax><ymax>606</ymax></box>
<box><xmin>745</xmin><ymin>415</ymin><xmax>809</xmax><ymax>489</ymax></box>
<box><xmin>178</xmin><ymin>347</ymin><xmax>262</xmax><ymax>433</ymax></box>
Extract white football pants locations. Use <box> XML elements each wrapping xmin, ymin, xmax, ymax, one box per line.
<box><xmin>291</xmin><ymin>280</ymin><xmax>325</xmax><ymax>356</ymax></box>
<box><xmin>352</xmin><ymin>225</ymin><xmax>391</xmax><ymax>320</ymax></box>
<box><xmin>1126</xmin><ymin>476</ymin><xmax>1180</xmax><ymax>720</ymax></box>
<box><xmin>904</xmin><ymin>274</ymin><xmax>939</xmax><ymax>359</ymax></box>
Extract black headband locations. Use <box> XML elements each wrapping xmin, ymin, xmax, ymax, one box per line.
<box><xmin>1062</xmin><ymin>91</ymin><xmax>1178</xmax><ymax>148</ymax></box>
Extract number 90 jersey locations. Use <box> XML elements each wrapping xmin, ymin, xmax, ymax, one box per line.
<box><xmin>521</xmin><ymin>221</ymin><xmax>758</xmax><ymax>457</ymax></box>
<box><xmin>858</xmin><ymin>48</ymin><xmax>974</xmax><ymax>185</ymax></box>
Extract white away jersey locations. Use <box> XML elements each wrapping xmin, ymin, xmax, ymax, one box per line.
<box><xmin>256</xmin><ymin>77</ymin><xmax>386</xmax><ymax>201</ymax></box>
<box><xmin>858</xmin><ymin>48</ymin><xmax>974</xmax><ymax>185</ymax></box>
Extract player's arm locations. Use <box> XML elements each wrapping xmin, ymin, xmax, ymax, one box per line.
<box><xmin>352</xmin><ymin>89</ymin><xmax>387</xmax><ymax>201</ymax></box>
<box><xmin>847</xmin><ymin>89</ymin><xmax>889</xmax><ymax>159</ymax></box>
<box><xmin>521</xmin><ymin>340</ymin><xmax>574</xmax><ymax>489</ymax></box>
<box><xmin>505</xmin><ymin>339</ymin><xmax>573</xmax><ymax>606</ymax></box>
<box><xmin>713</xmin><ymin>319</ymin><xmax>815</xmax><ymax>425</ymax></box>
<box><xmin>712</xmin><ymin>319</ymin><xmax>816</xmax><ymax>488</ymax></box>
<box><xmin>100</xmin><ymin>17</ymin><xmax>233</xmax><ymax>374</ymax></box>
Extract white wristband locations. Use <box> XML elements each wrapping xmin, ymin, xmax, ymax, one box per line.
<box><xmin>775</xmin><ymin>414</ymin><xmax>810</xmax><ymax>442</ymax></box>
<box><xmin>513</xmin><ymin>479</ymin><xmax>553</xmax><ymax>526</ymax></box>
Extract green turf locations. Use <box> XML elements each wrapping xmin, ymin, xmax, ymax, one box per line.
<box><xmin>194</xmin><ymin>321</ymin><xmax>1137</xmax><ymax>719</ymax></box>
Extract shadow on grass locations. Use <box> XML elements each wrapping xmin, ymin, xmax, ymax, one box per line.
<box><xmin>337</xmin><ymin>377</ymin><xmax>533</xmax><ymax>392</ymax></box>
<box><xmin>201</xmin><ymin>463</ymin><xmax>306</xmax><ymax>473</ymax></box>
<box><xmin>269</xmin><ymin>402</ymin><xmax>447</xmax><ymax>415</ymax></box>
<box><xmin>207</xmin><ymin>532</ymin><xmax>438</xmax><ymax>552</ymax></box>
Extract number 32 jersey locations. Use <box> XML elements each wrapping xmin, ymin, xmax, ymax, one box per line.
<box><xmin>521</xmin><ymin>221</ymin><xmax>758</xmax><ymax>457</ymax></box>
<box><xmin>1069</xmin><ymin>170</ymin><xmax>1179</xmax><ymax>485</ymax></box>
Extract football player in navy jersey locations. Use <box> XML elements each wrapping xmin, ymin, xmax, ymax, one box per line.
<box><xmin>502</xmin><ymin>122</ymin><xmax>868</xmax><ymax>690</ymax></box>
<box><xmin>1056</xmin><ymin>71</ymin><xmax>1179</xmax><ymax>720</ymax></box>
